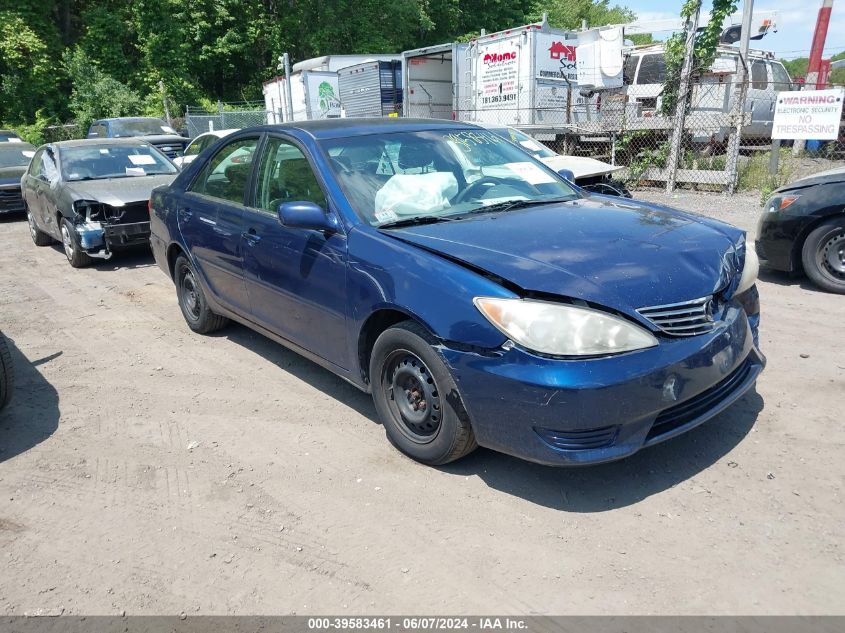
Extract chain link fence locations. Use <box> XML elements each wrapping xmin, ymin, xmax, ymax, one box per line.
<box><xmin>184</xmin><ymin>103</ymin><xmax>271</xmax><ymax>138</ymax></box>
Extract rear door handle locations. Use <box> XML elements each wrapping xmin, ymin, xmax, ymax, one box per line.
<box><xmin>242</xmin><ymin>228</ymin><xmax>261</xmax><ymax>245</ymax></box>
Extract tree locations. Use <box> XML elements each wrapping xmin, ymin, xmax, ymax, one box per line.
<box><xmin>64</xmin><ymin>47</ymin><xmax>142</xmax><ymax>131</ymax></box>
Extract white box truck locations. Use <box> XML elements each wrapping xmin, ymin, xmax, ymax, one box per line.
<box><xmin>402</xmin><ymin>43</ymin><xmax>471</xmax><ymax>120</ymax></box>
<box><xmin>264</xmin><ymin>55</ymin><xmax>401</xmax><ymax>122</ymax></box>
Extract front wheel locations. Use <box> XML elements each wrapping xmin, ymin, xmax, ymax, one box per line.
<box><xmin>801</xmin><ymin>218</ymin><xmax>845</xmax><ymax>294</ymax></box>
<box><xmin>370</xmin><ymin>321</ymin><xmax>476</xmax><ymax>465</ymax></box>
<box><xmin>61</xmin><ymin>219</ymin><xmax>92</xmax><ymax>268</ymax></box>
<box><xmin>174</xmin><ymin>254</ymin><xmax>229</xmax><ymax>333</ymax></box>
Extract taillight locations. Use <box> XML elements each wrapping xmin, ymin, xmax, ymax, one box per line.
<box><xmin>148</xmin><ymin>198</ymin><xmax>153</xmax><ymax>214</ymax></box>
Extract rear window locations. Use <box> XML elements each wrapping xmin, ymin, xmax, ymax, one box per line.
<box><xmin>636</xmin><ymin>55</ymin><xmax>666</xmax><ymax>84</ymax></box>
<box><xmin>771</xmin><ymin>63</ymin><xmax>792</xmax><ymax>91</ymax></box>
<box><xmin>623</xmin><ymin>55</ymin><xmax>638</xmax><ymax>84</ymax></box>
<box><xmin>751</xmin><ymin>61</ymin><xmax>768</xmax><ymax>90</ymax></box>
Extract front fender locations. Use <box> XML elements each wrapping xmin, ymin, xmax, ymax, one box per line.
<box><xmin>347</xmin><ymin>226</ymin><xmax>513</xmax><ymax>351</ymax></box>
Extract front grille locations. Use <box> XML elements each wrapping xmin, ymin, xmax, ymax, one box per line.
<box><xmin>0</xmin><ymin>187</ymin><xmax>24</xmax><ymax>212</ymax></box>
<box><xmin>535</xmin><ymin>425</ymin><xmax>619</xmax><ymax>451</ymax></box>
<box><xmin>647</xmin><ymin>359</ymin><xmax>753</xmax><ymax>441</ymax></box>
<box><xmin>150</xmin><ymin>141</ymin><xmax>185</xmax><ymax>159</ymax></box>
<box><xmin>637</xmin><ymin>296</ymin><xmax>716</xmax><ymax>336</ymax></box>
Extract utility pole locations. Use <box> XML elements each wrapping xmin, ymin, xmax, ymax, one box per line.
<box><xmin>794</xmin><ymin>0</ymin><xmax>834</xmax><ymax>155</ymax></box>
<box><xmin>283</xmin><ymin>52</ymin><xmax>295</xmax><ymax>123</ymax></box>
<box><xmin>159</xmin><ymin>80</ymin><xmax>171</xmax><ymax>126</ymax></box>
<box><xmin>725</xmin><ymin>0</ymin><xmax>753</xmax><ymax>194</ymax></box>
<box><xmin>665</xmin><ymin>1</ymin><xmax>701</xmax><ymax>193</ymax></box>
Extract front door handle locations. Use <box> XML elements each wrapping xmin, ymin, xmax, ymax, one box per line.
<box><xmin>242</xmin><ymin>228</ymin><xmax>261</xmax><ymax>245</ymax></box>
<box><xmin>177</xmin><ymin>208</ymin><xmax>193</xmax><ymax>221</ymax></box>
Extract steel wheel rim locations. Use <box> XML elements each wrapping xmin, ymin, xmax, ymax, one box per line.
<box><xmin>61</xmin><ymin>224</ymin><xmax>73</xmax><ymax>260</ymax></box>
<box><xmin>820</xmin><ymin>231</ymin><xmax>845</xmax><ymax>278</ymax></box>
<box><xmin>180</xmin><ymin>269</ymin><xmax>201</xmax><ymax>320</ymax></box>
<box><xmin>383</xmin><ymin>350</ymin><xmax>442</xmax><ymax>444</ymax></box>
<box><xmin>27</xmin><ymin>211</ymin><xmax>37</xmax><ymax>241</ymax></box>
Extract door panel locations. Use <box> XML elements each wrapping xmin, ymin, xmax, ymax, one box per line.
<box><xmin>180</xmin><ymin>136</ymin><xmax>261</xmax><ymax>314</ymax></box>
<box><xmin>243</xmin><ymin>136</ymin><xmax>349</xmax><ymax>368</ymax></box>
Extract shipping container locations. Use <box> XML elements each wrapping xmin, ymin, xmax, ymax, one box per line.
<box><xmin>337</xmin><ymin>60</ymin><xmax>403</xmax><ymax>117</ymax></box>
<box><xmin>263</xmin><ymin>70</ymin><xmax>342</xmax><ymax>122</ymax></box>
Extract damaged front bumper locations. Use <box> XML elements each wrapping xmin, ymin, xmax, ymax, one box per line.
<box><xmin>440</xmin><ymin>301</ymin><xmax>763</xmax><ymax>466</ymax></box>
<box><xmin>75</xmin><ymin>220</ymin><xmax>151</xmax><ymax>259</ymax></box>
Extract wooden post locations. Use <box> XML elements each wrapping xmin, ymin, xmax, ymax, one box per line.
<box><xmin>725</xmin><ymin>0</ymin><xmax>753</xmax><ymax>194</ymax></box>
<box><xmin>769</xmin><ymin>138</ymin><xmax>781</xmax><ymax>176</ymax></box>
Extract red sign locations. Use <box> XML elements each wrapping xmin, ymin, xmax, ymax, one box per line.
<box><xmin>482</xmin><ymin>51</ymin><xmax>517</xmax><ymax>65</ymax></box>
<box><xmin>548</xmin><ymin>42</ymin><xmax>576</xmax><ymax>62</ymax></box>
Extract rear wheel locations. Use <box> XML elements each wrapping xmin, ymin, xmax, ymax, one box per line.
<box><xmin>370</xmin><ymin>321</ymin><xmax>476</xmax><ymax>465</ymax></box>
<box><xmin>174</xmin><ymin>254</ymin><xmax>228</xmax><ymax>333</ymax></box>
<box><xmin>61</xmin><ymin>219</ymin><xmax>92</xmax><ymax>268</ymax></box>
<box><xmin>27</xmin><ymin>207</ymin><xmax>52</xmax><ymax>246</ymax></box>
<box><xmin>0</xmin><ymin>331</ymin><xmax>13</xmax><ymax>411</ymax></box>
<box><xmin>801</xmin><ymin>218</ymin><xmax>845</xmax><ymax>294</ymax></box>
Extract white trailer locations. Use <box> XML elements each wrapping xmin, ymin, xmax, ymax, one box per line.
<box><xmin>402</xmin><ymin>43</ymin><xmax>471</xmax><ymax>120</ymax></box>
<box><xmin>264</xmin><ymin>55</ymin><xmax>402</xmax><ymax>122</ymax></box>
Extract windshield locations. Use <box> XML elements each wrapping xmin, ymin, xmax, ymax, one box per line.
<box><xmin>321</xmin><ymin>129</ymin><xmax>578</xmax><ymax>227</ymax></box>
<box><xmin>0</xmin><ymin>145</ymin><xmax>35</xmax><ymax>168</ymax></box>
<box><xmin>60</xmin><ymin>144</ymin><xmax>177</xmax><ymax>181</ymax></box>
<box><xmin>111</xmin><ymin>119</ymin><xmax>177</xmax><ymax>137</ymax></box>
<box><xmin>489</xmin><ymin>127</ymin><xmax>557</xmax><ymax>160</ymax></box>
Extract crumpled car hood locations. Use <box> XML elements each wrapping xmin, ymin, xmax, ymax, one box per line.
<box><xmin>538</xmin><ymin>155</ymin><xmax>623</xmax><ymax>179</ymax></box>
<box><xmin>66</xmin><ymin>175</ymin><xmax>176</xmax><ymax>206</ymax></box>
<box><xmin>388</xmin><ymin>197</ymin><xmax>745</xmax><ymax>312</ymax></box>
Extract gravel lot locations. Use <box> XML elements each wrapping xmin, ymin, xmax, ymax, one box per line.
<box><xmin>1</xmin><ymin>191</ymin><xmax>843</xmax><ymax>615</ymax></box>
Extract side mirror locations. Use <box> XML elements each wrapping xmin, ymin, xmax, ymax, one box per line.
<box><xmin>557</xmin><ymin>168</ymin><xmax>576</xmax><ymax>183</ymax></box>
<box><xmin>277</xmin><ymin>201</ymin><xmax>339</xmax><ymax>233</ymax></box>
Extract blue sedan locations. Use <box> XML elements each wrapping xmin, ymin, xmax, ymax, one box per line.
<box><xmin>149</xmin><ymin>119</ymin><xmax>764</xmax><ymax>466</ymax></box>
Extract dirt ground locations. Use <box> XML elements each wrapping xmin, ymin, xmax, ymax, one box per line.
<box><xmin>0</xmin><ymin>191</ymin><xmax>843</xmax><ymax>616</ymax></box>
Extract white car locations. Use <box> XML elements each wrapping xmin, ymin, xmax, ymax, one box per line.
<box><xmin>483</xmin><ymin>125</ymin><xmax>629</xmax><ymax>197</ymax></box>
<box><xmin>173</xmin><ymin>129</ymin><xmax>239</xmax><ymax>168</ymax></box>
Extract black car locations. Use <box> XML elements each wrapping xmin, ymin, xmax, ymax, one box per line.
<box><xmin>0</xmin><ymin>330</ymin><xmax>12</xmax><ymax>411</ymax></box>
<box><xmin>756</xmin><ymin>167</ymin><xmax>845</xmax><ymax>294</ymax></box>
<box><xmin>0</xmin><ymin>142</ymin><xmax>36</xmax><ymax>214</ymax></box>
<box><xmin>22</xmin><ymin>139</ymin><xmax>177</xmax><ymax>267</ymax></box>
<box><xmin>87</xmin><ymin>117</ymin><xmax>188</xmax><ymax>160</ymax></box>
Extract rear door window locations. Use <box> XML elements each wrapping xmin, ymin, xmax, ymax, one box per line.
<box><xmin>189</xmin><ymin>137</ymin><xmax>260</xmax><ymax>204</ymax></box>
<box><xmin>751</xmin><ymin>61</ymin><xmax>768</xmax><ymax>90</ymax></box>
<box><xmin>771</xmin><ymin>63</ymin><xmax>792</xmax><ymax>91</ymax></box>
<box><xmin>636</xmin><ymin>55</ymin><xmax>666</xmax><ymax>84</ymax></box>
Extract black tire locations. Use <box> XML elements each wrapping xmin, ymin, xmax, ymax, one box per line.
<box><xmin>370</xmin><ymin>321</ymin><xmax>477</xmax><ymax>465</ymax></box>
<box><xmin>801</xmin><ymin>217</ymin><xmax>845</xmax><ymax>294</ymax></box>
<box><xmin>174</xmin><ymin>254</ymin><xmax>229</xmax><ymax>333</ymax></box>
<box><xmin>27</xmin><ymin>206</ymin><xmax>53</xmax><ymax>246</ymax></box>
<box><xmin>60</xmin><ymin>218</ymin><xmax>93</xmax><ymax>268</ymax></box>
<box><xmin>0</xmin><ymin>331</ymin><xmax>14</xmax><ymax>411</ymax></box>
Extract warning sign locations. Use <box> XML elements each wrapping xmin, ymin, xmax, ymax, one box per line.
<box><xmin>772</xmin><ymin>88</ymin><xmax>844</xmax><ymax>140</ymax></box>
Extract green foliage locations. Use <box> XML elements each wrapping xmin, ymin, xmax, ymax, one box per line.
<box><xmin>1</xmin><ymin>0</ymin><xmax>639</xmax><ymax>129</ymax></box>
<box><xmin>661</xmin><ymin>0</ymin><xmax>737</xmax><ymax>116</ymax></box>
<box><xmin>64</xmin><ymin>48</ymin><xmax>143</xmax><ymax>132</ymax></box>
<box><xmin>736</xmin><ymin>148</ymin><xmax>797</xmax><ymax>200</ymax></box>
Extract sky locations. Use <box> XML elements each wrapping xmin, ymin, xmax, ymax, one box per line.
<box><xmin>623</xmin><ymin>0</ymin><xmax>845</xmax><ymax>60</ymax></box>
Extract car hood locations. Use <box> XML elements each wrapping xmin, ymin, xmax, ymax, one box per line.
<box><xmin>386</xmin><ymin>197</ymin><xmax>745</xmax><ymax>311</ymax></box>
<box><xmin>66</xmin><ymin>174</ymin><xmax>176</xmax><ymax>206</ymax></box>
<box><xmin>777</xmin><ymin>166</ymin><xmax>845</xmax><ymax>191</ymax></box>
<box><xmin>0</xmin><ymin>166</ymin><xmax>26</xmax><ymax>186</ymax></box>
<box><xmin>538</xmin><ymin>155</ymin><xmax>623</xmax><ymax>179</ymax></box>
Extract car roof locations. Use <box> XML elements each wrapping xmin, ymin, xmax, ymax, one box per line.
<box><xmin>195</xmin><ymin>128</ymin><xmax>239</xmax><ymax>139</ymax></box>
<box><xmin>49</xmin><ymin>138</ymin><xmax>157</xmax><ymax>149</ymax></box>
<box><xmin>244</xmin><ymin>118</ymin><xmax>484</xmax><ymax>140</ymax></box>
<box><xmin>93</xmin><ymin>117</ymin><xmax>168</xmax><ymax>123</ymax></box>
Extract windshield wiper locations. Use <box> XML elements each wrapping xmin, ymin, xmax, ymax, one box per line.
<box><xmin>463</xmin><ymin>196</ymin><xmax>576</xmax><ymax>216</ymax></box>
<box><xmin>378</xmin><ymin>215</ymin><xmax>453</xmax><ymax>230</ymax></box>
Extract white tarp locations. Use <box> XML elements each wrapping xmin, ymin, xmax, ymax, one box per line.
<box><xmin>772</xmin><ymin>88</ymin><xmax>844</xmax><ymax>140</ymax></box>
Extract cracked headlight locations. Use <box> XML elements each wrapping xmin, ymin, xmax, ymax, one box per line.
<box><xmin>735</xmin><ymin>237</ymin><xmax>759</xmax><ymax>296</ymax></box>
<box><xmin>474</xmin><ymin>297</ymin><xmax>658</xmax><ymax>356</ymax></box>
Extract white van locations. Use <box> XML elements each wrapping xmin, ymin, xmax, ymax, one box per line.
<box><xmin>623</xmin><ymin>44</ymin><xmax>794</xmax><ymax>141</ymax></box>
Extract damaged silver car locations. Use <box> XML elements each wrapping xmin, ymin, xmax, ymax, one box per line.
<box><xmin>21</xmin><ymin>139</ymin><xmax>177</xmax><ymax>267</ymax></box>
